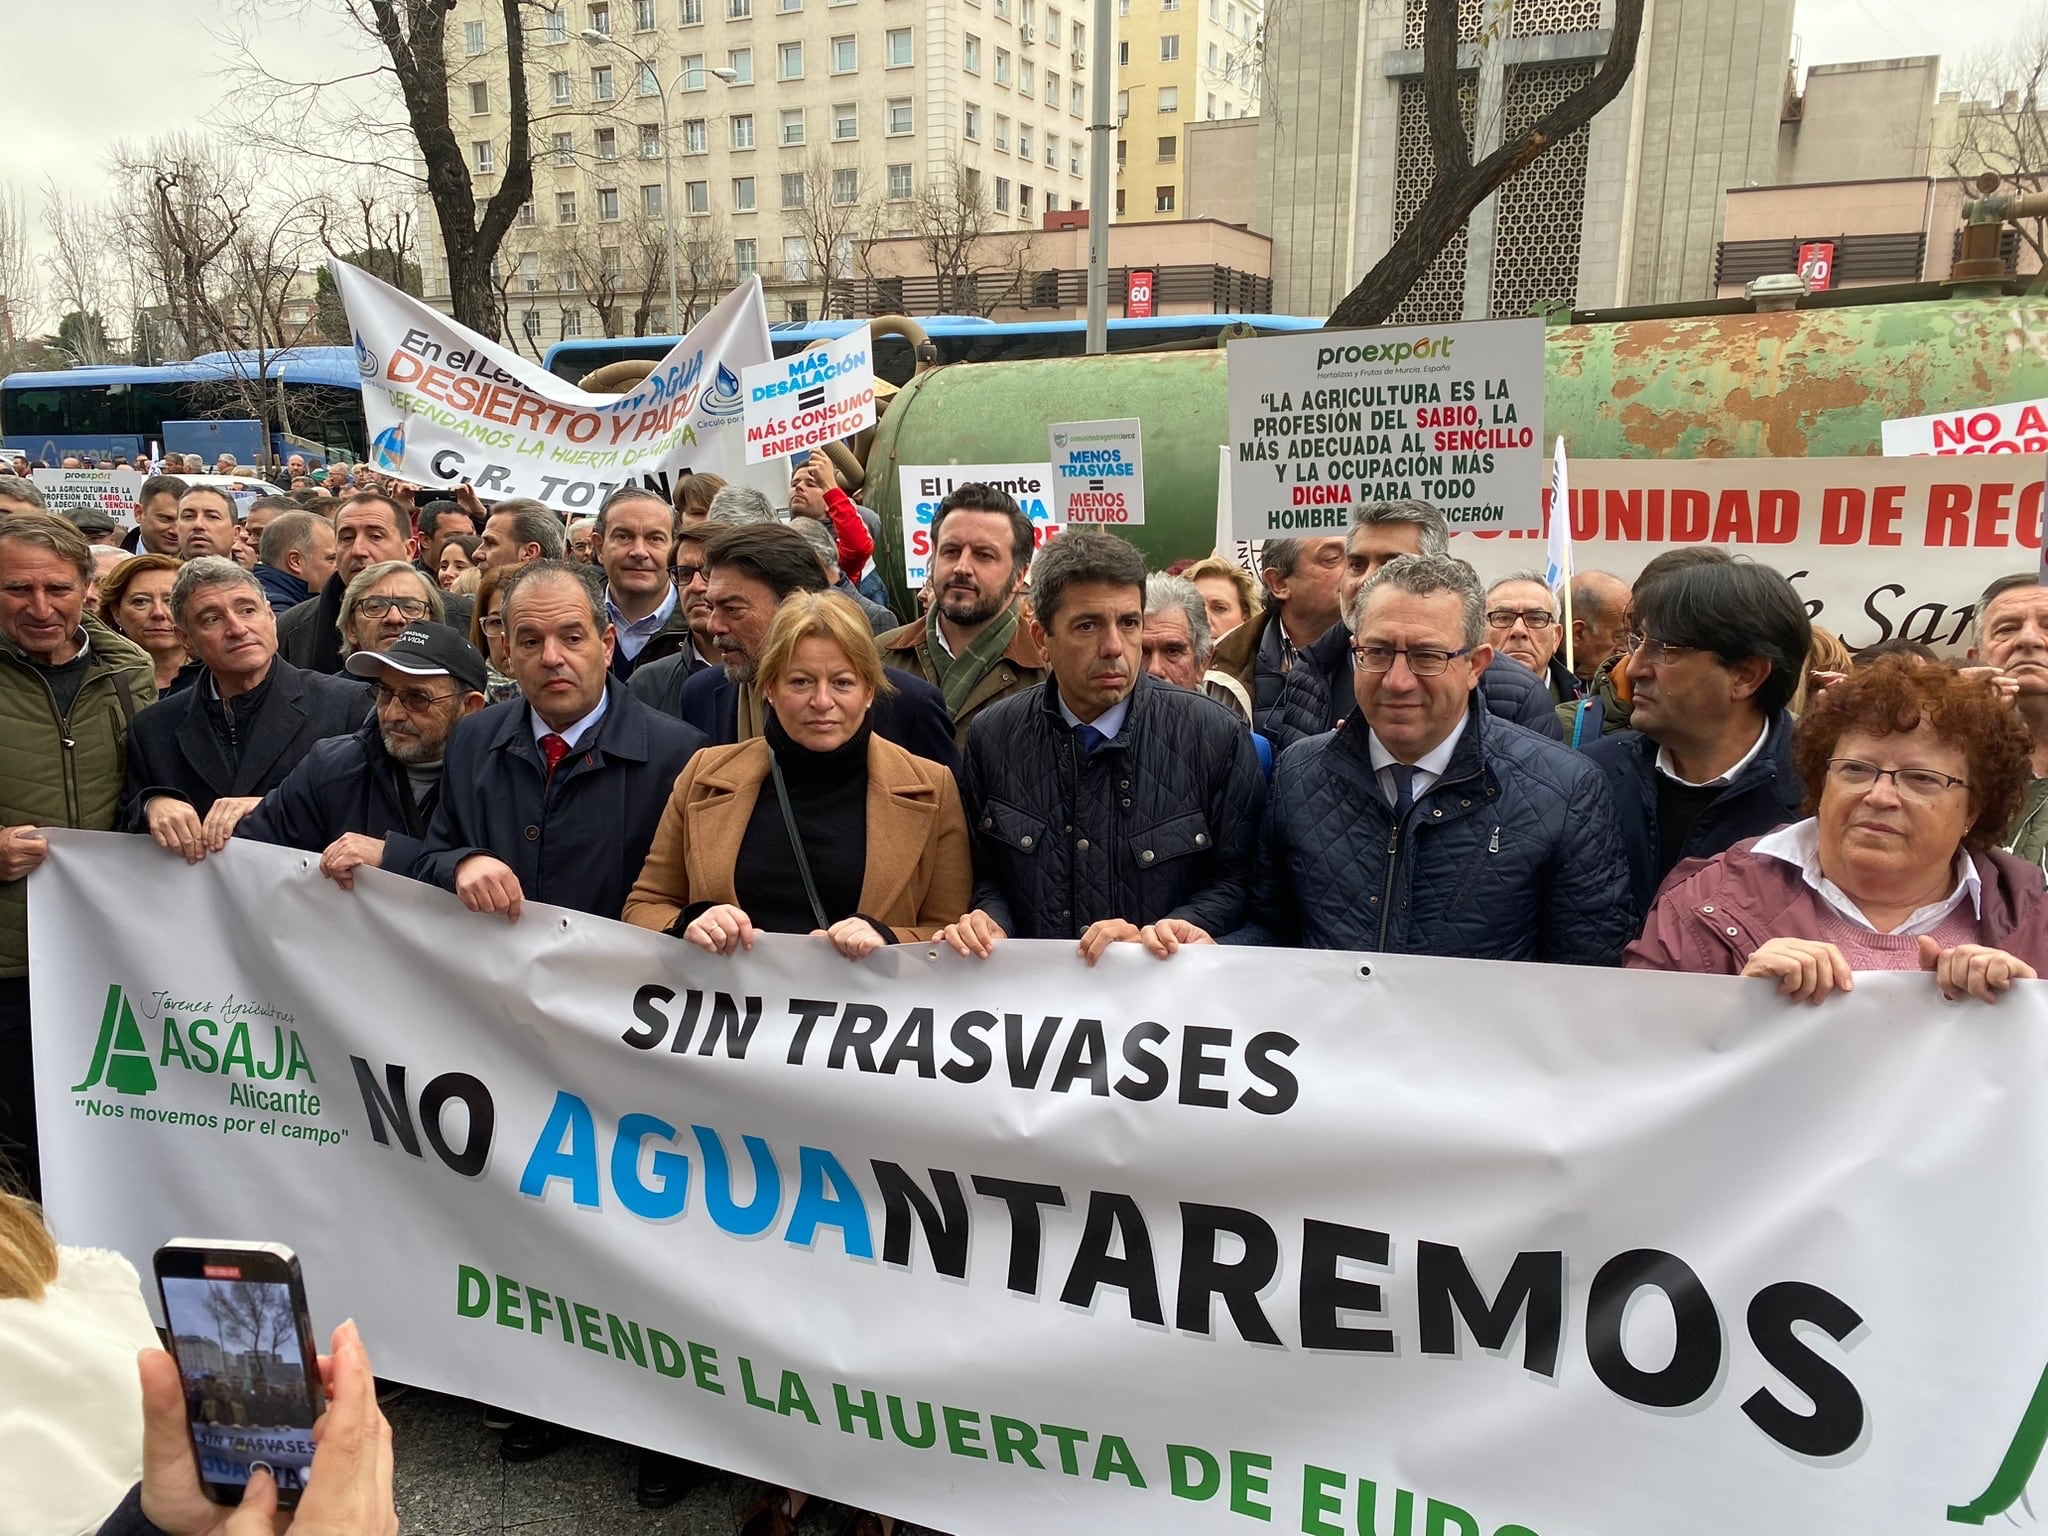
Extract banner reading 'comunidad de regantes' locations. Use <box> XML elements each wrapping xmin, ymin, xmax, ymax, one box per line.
<box><xmin>30</xmin><ymin>833</ymin><xmax>2048</xmax><ymax>1535</ymax></box>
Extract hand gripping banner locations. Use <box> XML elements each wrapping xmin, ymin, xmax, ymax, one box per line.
<box><xmin>30</xmin><ymin>832</ymin><xmax>2048</xmax><ymax>1535</ymax></box>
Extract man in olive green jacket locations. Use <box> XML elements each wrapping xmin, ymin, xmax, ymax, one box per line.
<box><xmin>0</xmin><ymin>514</ymin><xmax>157</xmax><ymax>1196</ymax></box>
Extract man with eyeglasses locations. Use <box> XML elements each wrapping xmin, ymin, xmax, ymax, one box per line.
<box><xmin>1483</xmin><ymin>572</ymin><xmax>1580</xmax><ymax>707</ymax></box>
<box><xmin>338</xmin><ymin>562</ymin><xmax>444</xmax><ymax>659</ymax></box>
<box><xmin>1265</xmin><ymin>502</ymin><xmax>1564</xmax><ymax>750</ymax></box>
<box><xmin>236</xmin><ymin>623</ymin><xmax>488</xmax><ymax>886</ymax></box>
<box><xmin>1211</xmin><ymin>553</ymin><xmax>1634</xmax><ymax>963</ymax></box>
<box><xmin>622</xmin><ymin>521</ymin><xmax>722</xmax><ymax>713</ymax></box>
<box><xmin>278</xmin><ymin>492</ymin><xmax>421</xmax><ymax>674</ymax></box>
<box><xmin>1583</xmin><ymin>559</ymin><xmax>1811</xmax><ymax>913</ymax></box>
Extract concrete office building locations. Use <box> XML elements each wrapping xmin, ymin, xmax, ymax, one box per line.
<box><xmin>1715</xmin><ymin>59</ymin><xmax>2047</xmax><ymax>296</ymax></box>
<box><xmin>1112</xmin><ymin>0</ymin><xmax>1261</xmax><ymax>223</ymax></box>
<box><xmin>424</xmin><ymin>0</ymin><xmax>1098</xmax><ymax>348</ymax></box>
<box><xmin>1257</xmin><ymin>0</ymin><xmax>1796</xmax><ymax>319</ymax></box>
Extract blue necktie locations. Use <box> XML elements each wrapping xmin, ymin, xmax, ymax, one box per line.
<box><xmin>1388</xmin><ymin>762</ymin><xmax>1417</xmax><ymax>821</ymax></box>
<box><xmin>1074</xmin><ymin>722</ymin><xmax>1108</xmax><ymax>758</ymax></box>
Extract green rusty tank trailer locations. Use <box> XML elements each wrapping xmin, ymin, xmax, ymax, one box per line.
<box><xmin>859</xmin><ymin>279</ymin><xmax>2048</xmax><ymax>605</ymax></box>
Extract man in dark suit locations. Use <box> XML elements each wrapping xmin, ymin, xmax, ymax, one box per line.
<box><xmin>403</xmin><ymin>559</ymin><xmax>708</xmax><ymax>1504</ymax></box>
<box><xmin>410</xmin><ymin>559</ymin><xmax>708</xmax><ymax>924</ymax></box>
<box><xmin>122</xmin><ymin>557</ymin><xmax>370</xmax><ymax>860</ymax></box>
<box><xmin>662</xmin><ymin>523</ymin><xmax>959</xmax><ymax>770</ymax></box>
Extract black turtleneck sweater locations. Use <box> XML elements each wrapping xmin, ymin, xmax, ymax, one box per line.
<box><xmin>734</xmin><ymin>713</ymin><xmax>871</xmax><ymax>934</ymax></box>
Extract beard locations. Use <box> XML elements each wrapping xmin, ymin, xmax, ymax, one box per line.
<box><xmin>381</xmin><ymin>727</ymin><xmax>441</xmax><ymax>765</ymax></box>
<box><xmin>719</xmin><ymin>647</ymin><xmax>756</xmax><ymax>684</ymax></box>
<box><xmin>937</xmin><ymin>582</ymin><xmax>1008</xmax><ymax>628</ymax></box>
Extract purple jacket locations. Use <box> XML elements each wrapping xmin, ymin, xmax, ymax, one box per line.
<box><xmin>1625</xmin><ymin>836</ymin><xmax>2048</xmax><ymax>974</ymax></box>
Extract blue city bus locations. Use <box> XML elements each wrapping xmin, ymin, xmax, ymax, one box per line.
<box><xmin>0</xmin><ymin>348</ymin><xmax>370</xmax><ymax>466</ymax></box>
<box><xmin>541</xmin><ymin>313</ymin><xmax>1324</xmax><ymax>387</ymax></box>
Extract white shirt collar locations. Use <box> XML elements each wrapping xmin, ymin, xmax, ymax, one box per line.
<box><xmin>1655</xmin><ymin>718</ymin><xmax>1769</xmax><ymax>788</ymax></box>
<box><xmin>1366</xmin><ymin>710</ymin><xmax>1468</xmax><ymax>780</ymax></box>
<box><xmin>529</xmin><ymin>690</ymin><xmax>609</xmax><ymax>753</ymax></box>
<box><xmin>1751</xmin><ymin>816</ymin><xmax>1981</xmax><ymax>935</ymax></box>
<box><xmin>1057</xmin><ymin>690</ymin><xmax>1131</xmax><ymax>741</ymax></box>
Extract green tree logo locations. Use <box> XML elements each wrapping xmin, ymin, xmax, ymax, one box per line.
<box><xmin>72</xmin><ymin>985</ymin><xmax>158</xmax><ymax>1096</ymax></box>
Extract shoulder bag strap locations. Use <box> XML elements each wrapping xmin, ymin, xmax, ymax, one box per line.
<box><xmin>768</xmin><ymin>752</ymin><xmax>831</xmax><ymax>931</ymax></box>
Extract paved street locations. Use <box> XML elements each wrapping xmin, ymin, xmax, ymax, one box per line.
<box><xmin>387</xmin><ymin>1388</ymin><xmax>941</xmax><ymax>1536</ymax></box>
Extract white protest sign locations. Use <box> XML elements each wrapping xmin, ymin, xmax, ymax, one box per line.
<box><xmin>896</xmin><ymin>462</ymin><xmax>1058</xmax><ymax>586</ymax></box>
<box><xmin>1048</xmin><ymin>418</ymin><xmax>1146</xmax><ymax>526</ymax></box>
<box><xmin>1228</xmin><ymin>317</ymin><xmax>1545</xmax><ymax>539</ymax></box>
<box><xmin>33</xmin><ymin>831</ymin><xmax>2048</xmax><ymax>1536</ymax></box>
<box><xmin>1882</xmin><ymin>397</ymin><xmax>2048</xmax><ymax>456</ymax></box>
<box><xmin>742</xmin><ymin>325</ymin><xmax>878</xmax><ymax>464</ymax></box>
<box><xmin>31</xmin><ymin>467</ymin><xmax>144</xmax><ymax>525</ymax></box>
<box><xmin>331</xmin><ymin>261</ymin><xmax>787</xmax><ymax>515</ymax></box>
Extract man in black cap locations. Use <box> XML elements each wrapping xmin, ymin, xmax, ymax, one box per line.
<box><xmin>235</xmin><ymin>622</ymin><xmax>488</xmax><ymax>887</ymax></box>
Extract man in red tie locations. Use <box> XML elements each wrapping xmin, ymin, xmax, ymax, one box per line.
<box><xmin>407</xmin><ymin>560</ymin><xmax>708</xmax><ymax>924</ymax></box>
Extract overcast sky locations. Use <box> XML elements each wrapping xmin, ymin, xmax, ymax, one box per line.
<box><xmin>3</xmin><ymin>0</ymin><xmax>2043</xmax><ymax>321</ymax></box>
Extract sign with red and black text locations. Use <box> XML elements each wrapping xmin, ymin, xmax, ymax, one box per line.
<box><xmin>742</xmin><ymin>325</ymin><xmax>878</xmax><ymax>464</ymax></box>
<box><xmin>1456</xmin><ymin>455</ymin><xmax>2048</xmax><ymax>653</ymax></box>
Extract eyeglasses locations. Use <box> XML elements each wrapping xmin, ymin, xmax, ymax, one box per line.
<box><xmin>673</xmin><ymin>562</ymin><xmax>707</xmax><ymax>584</ymax></box>
<box><xmin>1623</xmin><ymin>633</ymin><xmax>1702</xmax><ymax>666</ymax></box>
<box><xmin>357</xmin><ymin>596</ymin><xmax>432</xmax><ymax>621</ymax></box>
<box><xmin>1825</xmin><ymin>758</ymin><xmax>1970</xmax><ymax>799</ymax></box>
<box><xmin>480</xmin><ymin>615</ymin><xmax>506</xmax><ymax>636</ymax></box>
<box><xmin>373</xmin><ymin>682</ymin><xmax>462</xmax><ymax>714</ymax></box>
<box><xmin>1485</xmin><ymin>608</ymin><xmax>1556</xmax><ymax>631</ymax></box>
<box><xmin>1352</xmin><ymin>644</ymin><xmax>1472</xmax><ymax>677</ymax></box>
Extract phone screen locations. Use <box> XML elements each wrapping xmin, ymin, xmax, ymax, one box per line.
<box><xmin>159</xmin><ymin>1272</ymin><xmax>317</xmax><ymax>1494</ymax></box>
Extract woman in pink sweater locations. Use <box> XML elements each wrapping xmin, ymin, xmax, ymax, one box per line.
<box><xmin>1628</xmin><ymin>654</ymin><xmax>2048</xmax><ymax>1002</ymax></box>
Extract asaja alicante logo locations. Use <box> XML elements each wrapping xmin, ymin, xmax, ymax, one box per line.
<box><xmin>72</xmin><ymin>984</ymin><xmax>343</xmax><ymax>1146</ymax></box>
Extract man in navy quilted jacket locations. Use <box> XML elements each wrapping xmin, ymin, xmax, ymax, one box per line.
<box><xmin>941</xmin><ymin>530</ymin><xmax>1265</xmax><ymax>964</ymax></box>
<box><xmin>1222</xmin><ymin>553</ymin><xmax>1637</xmax><ymax>963</ymax></box>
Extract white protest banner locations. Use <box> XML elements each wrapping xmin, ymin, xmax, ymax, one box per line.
<box><xmin>32</xmin><ymin>832</ymin><xmax>2048</xmax><ymax>1536</ymax></box>
<box><xmin>1228</xmin><ymin>317</ymin><xmax>1544</xmax><ymax>541</ymax></box>
<box><xmin>1882</xmin><ymin>397</ymin><xmax>2048</xmax><ymax>456</ymax></box>
<box><xmin>31</xmin><ymin>467</ymin><xmax>144</xmax><ymax>524</ymax></box>
<box><xmin>742</xmin><ymin>325</ymin><xmax>877</xmax><ymax>464</ymax></box>
<box><xmin>1049</xmin><ymin>418</ymin><xmax>1146</xmax><ymax>526</ymax></box>
<box><xmin>896</xmin><ymin>462</ymin><xmax>1058</xmax><ymax>586</ymax></box>
<box><xmin>1455</xmin><ymin>454</ymin><xmax>2048</xmax><ymax>653</ymax></box>
<box><xmin>331</xmin><ymin>261</ymin><xmax>786</xmax><ymax>515</ymax></box>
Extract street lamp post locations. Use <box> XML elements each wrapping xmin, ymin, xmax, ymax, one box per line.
<box><xmin>582</xmin><ymin>29</ymin><xmax>738</xmax><ymax>337</ymax></box>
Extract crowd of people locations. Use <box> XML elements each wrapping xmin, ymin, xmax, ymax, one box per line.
<box><xmin>4</xmin><ymin>455</ymin><xmax>2047</xmax><ymax>1530</ymax></box>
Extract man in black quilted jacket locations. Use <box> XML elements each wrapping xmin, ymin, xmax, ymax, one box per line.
<box><xmin>940</xmin><ymin>530</ymin><xmax>1265</xmax><ymax>963</ymax></box>
<box><xmin>1226</xmin><ymin>553</ymin><xmax>1636</xmax><ymax>963</ymax></box>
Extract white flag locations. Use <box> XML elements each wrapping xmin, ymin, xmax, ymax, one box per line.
<box><xmin>1546</xmin><ymin>435</ymin><xmax>1572</xmax><ymax>593</ymax></box>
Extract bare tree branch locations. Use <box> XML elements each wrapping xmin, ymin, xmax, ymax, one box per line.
<box><xmin>1327</xmin><ymin>0</ymin><xmax>1646</xmax><ymax>328</ymax></box>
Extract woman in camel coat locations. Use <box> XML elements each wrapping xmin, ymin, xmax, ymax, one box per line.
<box><xmin>623</xmin><ymin>590</ymin><xmax>970</xmax><ymax>955</ymax></box>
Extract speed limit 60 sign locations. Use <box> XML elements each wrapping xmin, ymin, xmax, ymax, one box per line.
<box><xmin>1125</xmin><ymin>268</ymin><xmax>1155</xmax><ymax>319</ymax></box>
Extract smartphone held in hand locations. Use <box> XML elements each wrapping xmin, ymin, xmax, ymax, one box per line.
<box><xmin>152</xmin><ymin>1239</ymin><xmax>325</xmax><ymax>1508</ymax></box>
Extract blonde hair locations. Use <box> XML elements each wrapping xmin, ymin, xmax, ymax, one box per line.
<box><xmin>0</xmin><ymin>1191</ymin><xmax>59</xmax><ymax>1302</ymax></box>
<box><xmin>1182</xmin><ymin>557</ymin><xmax>1263</xmax><ymax>624</ymax></box>
<box><xmin>756</xmin><ymin>591</ymin><xmax>895</xmax><ymax>699</ymax></box>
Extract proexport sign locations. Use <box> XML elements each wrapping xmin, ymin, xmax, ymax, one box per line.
<box><xmin>1227</xmin><ymin>318</ymin><xmax>1545</xmax><ymax>539</ymax></box>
